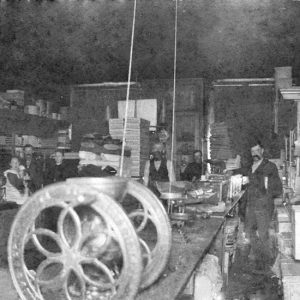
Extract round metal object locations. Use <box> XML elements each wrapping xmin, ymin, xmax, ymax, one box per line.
<box><xmin>169</xmin><ymin>212</ymin><xmax>192</xmax><ymax>221</ymax></box>
<box><xmin>67</xmin><ymin>177</ymin><xmax>172</xmax><ymax>290</ymax></box>
<box><xmin>160</xmin><ymin>192</ymin><xmax>183</xmax><ymax>200</ymax></box>
<box><xmin>8</xmin><ymin>183</ymin><xmax>142</xmax><ymax>300</ymax></box>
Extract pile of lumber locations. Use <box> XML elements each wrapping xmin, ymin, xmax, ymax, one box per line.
<box><xmin>109</xmin><ymin>118</ymin><xmax>150</xmax><ymax>177</ymax></box>
<box><xmin>210</xmin><ymin>122</ymin><xmax>233</xmax><ymax>160</ymax></box>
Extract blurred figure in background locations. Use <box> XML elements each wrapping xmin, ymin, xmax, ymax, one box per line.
<box><xmin>180</xmin><ymin>150</ymin><xmax>206</xmax><ymax>182</ymax></box>
<box><xmin>44</xmin><ymin>149</ymin><xmax>74</xmax><ymax>185</ymax></box>
<box><xmin>3</xmin><ymin>156</ymin><xmax>29</xmax><ymax>203</ymax></box>
<box><xmin>143</xmin><ymin>142</ymin><xmax>175</xmax><ymax>196</ymax></box>
<box><xmin>20</xmin><ymin>144</ymin><xmax>43</xmax><ymax>192</ymax></box>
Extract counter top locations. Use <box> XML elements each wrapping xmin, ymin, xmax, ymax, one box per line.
<box><xmin>137</xmin><ymin>191</ymin><xmax>245</xmax><ymax>300</ymax></box>
<box><xmin>137</xmin><ymin>217</ymin><xmax>224</xmax><ymax>300</ymax></box>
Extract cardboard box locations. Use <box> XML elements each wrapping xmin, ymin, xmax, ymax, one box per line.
<box><xmin>292</xmin><ymin>206</ymin><xmax>300</xmax><ymax>260</ymax></box>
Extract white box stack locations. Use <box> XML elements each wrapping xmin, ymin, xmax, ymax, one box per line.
<box><xmin>281</xmin><ymin>260</ymin><xmax>300</xmax><ymax>300</ymax></box>
<box><xmin>292</xmin><ymin>206</ymin><xmax>300</xmax><ymax>260</ymax></box>
<box><xmin>109</xmin><ymin>118</ymin><xmax>150</xmax><ymax>177</ymax></box>
<box><xmin>6</xmin><ymin>90</ymin><xmax>25</xmax><ymax>107</ymax></box>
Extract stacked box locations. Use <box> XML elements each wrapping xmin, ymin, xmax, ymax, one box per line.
<box><xmin>278</xmin><ymin>232</ymin><xmax>293</xmax><ymax>258</ymax></box>
<box><xmin>210</xmin><ymin>122</ymin><xmax>233</xmax><ymax>160</ymax></box>
<box><xmin>0</xmin><ymin>135</ymin><xmax>13</xmax><ymax>146</ymax></box>
<box><xmin>281</xmin><ymin>261</ymin><xmax>300</xmax><ymax>300</ymax></box>
<box><xmin>277</xmin><ymin>207</ymin><xmax>290</xmax><ymax>222</ymax></box>
<box><xmin>109</xmin><ymin>118</ymin><xmax>150</xmax><ymax>177</ymax></box>
<box><xmin>276</xmin><ymin>206</ymin><xmax>292</xmax><ymax>234</ymax></box>
<box><xmin>5</xmin><ymin>90</ymin><xmax>25</xmax><ymax>107</ymax></box>
<box><xmin>292</xmin><ymin>206</ymin><xmax>300</xmax><ymax>260</ymax></box>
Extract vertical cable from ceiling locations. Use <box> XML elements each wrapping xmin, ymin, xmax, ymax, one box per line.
<box><xmin>169</xmin><ymin>0</ymin><xmax>178</xmax><ymax>191</ymax></box>
<box><xmin>120</xmin><ymin>0</ymin><xmax>137</xmax><ymax>176</ymax></box>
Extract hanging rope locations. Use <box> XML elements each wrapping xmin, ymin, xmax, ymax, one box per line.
<box><xmin>120</xmin><ymin>0</ymin><xmax>138</xmax><ymax>176</ymax></box>
<box><xmin>169</xmin><ymin>0</ymin><xmax>178</xmax><ymax>191</ymax></box>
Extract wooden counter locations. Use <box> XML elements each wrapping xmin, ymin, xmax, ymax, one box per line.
<box><xmin>137</xmin><ymin>217</ymin><xmax>224</xmax><ymax>299</ymax></box>
<box><xmin>137</xmin><ymin>191</ymin><xmax>244</xmax><ymax>300</ymax></box>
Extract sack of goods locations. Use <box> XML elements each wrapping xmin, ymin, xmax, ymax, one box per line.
<box><xmin>78</xmin><ymin>133</ymin><xmax>132</xmax><ymax>178</ymax></box>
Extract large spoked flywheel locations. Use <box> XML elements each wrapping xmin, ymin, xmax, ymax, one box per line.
<box><xmin>67</xmin><ymin>177</ymin><xmax>172</xmax><ymax>290</ymax></box>
<box><xmin>8</xmin><ymin>183</ymin><xmax>142</xmax><ymax>300</ymax></box>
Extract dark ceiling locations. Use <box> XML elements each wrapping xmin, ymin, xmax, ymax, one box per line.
<box><xmin>0</xmin><ymin>0</ymin><xmax>299</xmax><ymax>98</ymax></box>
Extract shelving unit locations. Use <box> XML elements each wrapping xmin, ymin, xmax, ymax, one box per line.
<box><xmin>0</xmin><ymin>109</ymin><xmax>70</xmax><ymax>173</ymax></box>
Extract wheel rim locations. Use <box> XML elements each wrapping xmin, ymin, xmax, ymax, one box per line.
<box><xmin>8</xmin><ymin>183</ymin><xmax>142</xmax><ymax>300</ymax></box>
<box><xmin>67</xmin><ymin>177</ymin><xmax>172</xmax><ymax>289</ymax></box>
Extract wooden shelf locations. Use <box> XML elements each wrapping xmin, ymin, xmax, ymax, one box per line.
<box><xmin>0</xmin><ymin>109</ymin><xmax>69</xmax><ymax>137</ymax></box>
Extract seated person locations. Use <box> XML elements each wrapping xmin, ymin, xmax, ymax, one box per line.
<box><xmin>3</xmin><ymin>156</ymin><xmax>28</xmax><ymax>204</ymax></box>
<box><xmin>180</xmin><ymin>150</ymin><xmax>206</xmax><ymax>182</ymax></box>
<box><xmin>44</xmin><ymin>149</ymin><xmax>73</xmax><ymax>185</ymax></box>
<box><xmin>143</xmin><ymin>142</ymin><xmax>176</xmax><ymax>196</ymax></box>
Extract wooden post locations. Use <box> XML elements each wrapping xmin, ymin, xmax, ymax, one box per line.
<box><xmin>11</xmin><ymin>132</ymin><xmax>15</xmax><ymax>155</ymax></box>
<box><xmin>274</xmin><ymin>87</ymin><xmax>279</xmax><ymax>134</ymax></box>
<box><xmin>280</xmin><ymin>88</ymin><xmax>300</xmax><ymax>195</ymax></box>
<box><xmin>194</xmin><ymin>111</ymin><xmax>200</xmax><ymax>150</ymax></box>
<box><xmin>162</xmin><ymin>98</ymin><xmax>166</xmax><ymax>123</ymax></box>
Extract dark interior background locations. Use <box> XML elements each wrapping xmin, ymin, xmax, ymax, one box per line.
<box><xmin>0</xmin><ymin>0</ymin><xmax>299</xmax><ymax>101</ymax></box>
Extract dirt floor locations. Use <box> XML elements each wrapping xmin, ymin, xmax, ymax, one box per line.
<box><xmin>224</xmin><ymin>247</ymin><xmax>283</xmax><ymax>300</ymax></box>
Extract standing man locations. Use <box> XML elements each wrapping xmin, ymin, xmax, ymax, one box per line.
<box><xmin>180</xmin><ymin>150</ymin><xmax>206</xmax><ymax>181</ymax></box>
<box><xmin>143</xmin><ymin>142</ymin><xmax>176</xmax><ymax>196</ymax></box>
<box><xmin>20</xmin><ymin>144</ymin><xmax>43</xmax><ymax>192</ymax></box>
<box><xmin>244</xmin><ymin>140</ymin><xmax>282</xmax><ymax>271</ymax></box>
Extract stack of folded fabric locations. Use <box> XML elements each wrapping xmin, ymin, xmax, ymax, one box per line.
<box><xmin>109</xmin><ymin>118</ymin><xmax>150</xmax><ymax>177</ymax></box>
<box><xmin>79</xmin><ymin>133</ymin><xmax>132</xmax><ymax>177</ymax></box>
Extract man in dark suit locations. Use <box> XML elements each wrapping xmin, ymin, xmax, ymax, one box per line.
<box><xmin>20</xmin><ymin>144</ymin><xmax>43</xmax><ymax>192</ymax></box>
<box><xmin>244</xmin><ymin>140</ymin><xmax>282</xmax><ymax>271</ymax></box>
<box><xmin>180</xmin><ymin>150</ymin><xmax>206</xmax><ymax>181</ymax></box>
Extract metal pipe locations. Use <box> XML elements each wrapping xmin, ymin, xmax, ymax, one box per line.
<box><xmin>213</xmin><ymin>83</ymin><xmax>274</xmax><ymax>87</ymax></box>
<box><xmin>73</xmin><ymin>82</ymin><xmax>138</xmax><ymax>88</ymax></box>
<box><xmin>213</xmin><ymin>84</ymin><xmax>244</xmax><ymax>87</ymax></box>
<box><xmin>214</xmin><ymin>78</ymin><xmax>274</xmax><ymax>83</ymax></box>
<box><xmin>248</xmin><ymin>83</ymin><xmax>274</xmax><ymax>86</ymax></box>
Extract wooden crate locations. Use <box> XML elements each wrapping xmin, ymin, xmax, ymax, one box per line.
<box><xmin>292</xmin><ymin>206</ymin><xmax>300</xmax><ymax>260</ymax></box>
<box><xmin>281</xmin><ymin>261</ymin><xmax>300</xmax><ymax>300</ymax></box>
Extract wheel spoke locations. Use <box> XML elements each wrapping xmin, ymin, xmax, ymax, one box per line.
<box><xmin>35</xmin><ymin>258</ymin><xmax>66</xmax><ymax>288</ymax></box>
<box><xmin>30</xmin><ymin>228</ymin><xmax>63</xmax><ymax>258</ymax></box>
<box><xmin>65</xmin><ymin>268</ymin><xmax>86</xmax><ymax>300</ymax></box>
<box><xmin>58</xmin><ymin>206</ymin><xmax>82</xmax><ymax>250</ymax></box>
<box><xmin>80</xmin><ymin>257</ymin><xmax>116</xmax><ymax>290</ymax></box>
<box><xmin>128</xmin><ymin>209</ymin><xmax>149</xmax><ymax>232</ymax></box>
<box><xmin>139</xmin><ymin>238</ymin><xmax>152</xmax><ymax>267</ymax></box>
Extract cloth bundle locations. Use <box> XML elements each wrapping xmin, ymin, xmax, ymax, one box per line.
<box><xmin>79</xmin><ymin>133</ymin><xmax>132</xmax><ymax>177</ymax></box>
